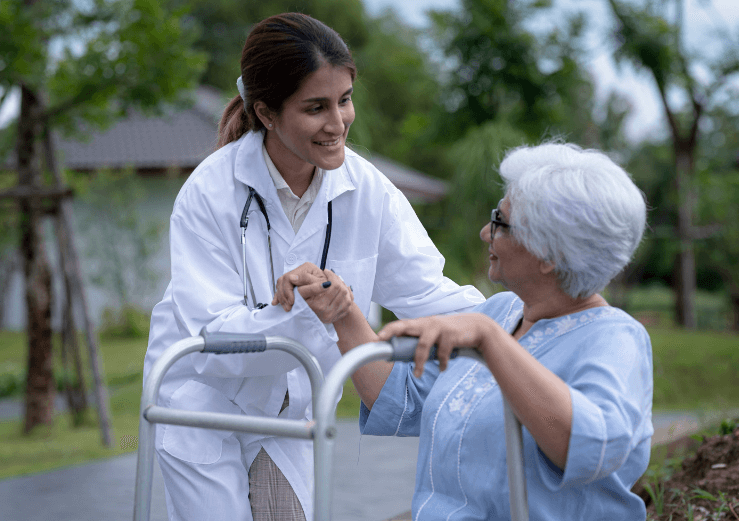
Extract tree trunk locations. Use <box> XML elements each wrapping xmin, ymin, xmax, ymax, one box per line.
<box><xmin>60</xmin><ymin>285</ymin><xmax>88</xmax><ymax>424</ymax></box>
<box><xmin>673</xmin><ymin>147</ymin><xmax>697</xmax><ymax>329</ymax></box>
<box><xmin>0</xmin><ymin>251</ymin><xmax>20</xmax><ymax>328</ymax></box>
<box><xmin>730</xmin><ymin>288</ymin><xmax>739</xmax><ymax>332</ymax></box>
<box><xmin>43</xmin><ymin>129</ymin><xmax>113</xmax><ymax>445</ymax></box>
<box><xmin>18</xmin><ymin>84</ymin><xmax>55</xmax><ymax>433</ymax></box>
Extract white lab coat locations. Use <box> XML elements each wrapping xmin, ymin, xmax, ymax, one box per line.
<box><xmin>144</xmin><ymin>131</ymin><xmax>484</xmax><ymax>520</ymax></box>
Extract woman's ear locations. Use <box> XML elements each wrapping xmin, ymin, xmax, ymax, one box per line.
<box><xmin>253</xmin><ymin>101</ymin><xmax>275</xmax><ymax>129</ymax></box>
<box><xmin>540</xmin><ymin>260</ymin><xmax>556</xmax><ymax>275</ymax></box>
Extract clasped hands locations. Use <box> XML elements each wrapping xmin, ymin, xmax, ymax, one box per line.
<box><xmin>272</xmin><ymin>263</ymin><xmax>493</xmax><ymax>377</ymax></box>
<box><xmin>272</xmin><ymin>262</ymin><xmax>354</xmax><ymax>324</ymax></box>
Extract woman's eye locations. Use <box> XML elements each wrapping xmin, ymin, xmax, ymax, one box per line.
<box><xmin>307</xmin><ymin>105</ymin><xmax>321</xmax><ymax>113</ymax></box>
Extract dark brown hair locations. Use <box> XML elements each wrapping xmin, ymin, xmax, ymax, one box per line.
<box><xmin>217</xmin><ymin>13</ymin><xmax>357</xmax><ymax>149</ymax></box>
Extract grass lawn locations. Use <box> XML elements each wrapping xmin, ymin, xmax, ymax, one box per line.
<box><xmin>1</xmin><ymin>321</ymin><xmax>737</xmax><ymax>480</ymax></box>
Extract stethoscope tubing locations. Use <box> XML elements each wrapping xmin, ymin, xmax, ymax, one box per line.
<box><xmin>240</xmin><ymin>186</ymin><xmax>332</xmax><ymax>309</ymax></box>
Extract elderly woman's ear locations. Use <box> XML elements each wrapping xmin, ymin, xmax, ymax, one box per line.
<box><xmin>539</xmin><ymin>260</ymin><xmax>556</xmax><ymax>275</ymax></box>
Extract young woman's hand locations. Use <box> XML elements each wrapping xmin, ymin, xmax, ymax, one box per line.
<box><xmin>377</xmin><ymin>314</ymin><xmax>492</xmax><ymax>377</ymax></box>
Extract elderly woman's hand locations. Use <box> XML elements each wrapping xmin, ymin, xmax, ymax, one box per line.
<box><xmin>377</xmin><ymin>314</ymin><xmax>491</xmax><ymax>377</ymax></box>
<box><xmin>272</xmin><ymin>262</ymin><xmax>326</xmax><ymax>312</ymax></box>
<box><xmin>272</xmin><ymin>263</ymin><xmax>354</xmax><ymax>323</ymax></box>
<box><xmin>295</xmin><ymin>268</ymin><xmax>354</xmax><ymax>324</ymax></box>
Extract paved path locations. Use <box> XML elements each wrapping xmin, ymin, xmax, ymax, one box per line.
<box><xmin>1</xmin><ymin>407</ymin><xmax>735</xmax><ymax>521</ymax></box>
<box><xmin>0</xmin><ymin>420</ymin><xmax>419</xmax><ymax>521</ymax></box>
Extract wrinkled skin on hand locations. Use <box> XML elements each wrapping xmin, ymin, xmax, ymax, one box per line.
<box><xmin>272</xmin><ymin>262</ymin><xmax>354</xmax><ymax>324</ymax></box>
<box><xmin>378</xmin><ymin>314</ymin><xmax>489</xmax><ymax>377</ymax></box>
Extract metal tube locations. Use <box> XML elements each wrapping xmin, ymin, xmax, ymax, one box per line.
<box><xmin>144</xmin><ymin>406</ymin><xmax>313</xmax><ymax>439</ymax></box>
<box><xmin>313</xmin><ymin>342</ymin><xmax>395</xmax><ymax>520</ymax></box>
<box><xmin>263</xmin><ymin>336</ymin><xmax>324</xmax><ymax>416</ymax></box>
<box><xmin>317</xmin><ymin>339</ymin><xmax>528</xmax><ymax>521</ymax></box>
<box><xmin>134</xmin><ymin>336</ymin><xmax>204</xmax><ymax>521</ymax></box>
<box><xmin>503</xmin><ymin>400</ymin><xmax>529</xmax><ymax>521</ymax></box>
<box><xmin>426</xmin><ymin>347</ymin><xmax>528</xmax><ymax>520</ymax></box>
<box><xmin>134</xmin><ymin>335</ymin><xmax>323</xmax><ymax>521</ymax></box>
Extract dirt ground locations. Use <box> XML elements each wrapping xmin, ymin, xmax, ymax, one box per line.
<box><xmin>638</xmin><ymin>425</ymin><xmax>739</xmax><ymax>520</ymax></box>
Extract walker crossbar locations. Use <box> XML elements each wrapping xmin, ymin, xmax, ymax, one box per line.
<box><xmin>133</xmin><ymin>334</ymin><xmax>323</xmax><ymax>521</ymax></box>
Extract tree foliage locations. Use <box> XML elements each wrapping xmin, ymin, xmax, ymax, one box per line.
<box><xmin>0</xmin><ymin>0</ymin><xmax>207</xmax><ymax>135</ymax></box>
<box><xmin>607</xmin><ymin>0</ymin><xmax>739</xmax><ymax>327</ymax></box>
<box><xmin>177</xmin><ymin>0</ymin><xmax>369</xmax><ymax>93</ymax></box>
<box><xmin>427</xmin><ymin>0</ymin><xmax>597</xmax><ymax>146</ymax></box>
<box><xmin>0</xmin><ymin>0</ymin><xmax>206</xmax><ymax>436</ymax></box>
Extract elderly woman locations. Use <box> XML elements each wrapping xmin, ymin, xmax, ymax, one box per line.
<box><xmin>276</xmin><ymin>142</ymin><xmax>653</xmax><ymax>520</ymax></box>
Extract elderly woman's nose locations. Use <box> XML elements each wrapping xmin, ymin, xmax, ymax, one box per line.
<box><xmin>480</xmin><ymin>222</ymin><xmax>493</xmax><ymax>243</ymax></box>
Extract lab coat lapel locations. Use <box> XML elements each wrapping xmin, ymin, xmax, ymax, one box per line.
<box><xmin>233</xmin><ymin>131</ymin><xmax>295</xmax><ymax>245</ymax></box>
<box><xmin>292</xmin><ymin>161</ymin><xmax>356</xmax><ymax>247</ymax></box>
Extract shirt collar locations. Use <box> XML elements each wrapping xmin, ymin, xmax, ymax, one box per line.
<box><xmin>261</xmin><ymin>142</ymin><xmax>325</xmax><ymax>201</ymax></box>
<box><xmin>233</xmin><ymin>130</ymin><xmax>356</xmax><ymax>204</ymax></box>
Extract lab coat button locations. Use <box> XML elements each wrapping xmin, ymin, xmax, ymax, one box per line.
<box><xmin>286</xmin><ymin>253</ymin><xmax>297</xmax><ymax>265</ymax></box>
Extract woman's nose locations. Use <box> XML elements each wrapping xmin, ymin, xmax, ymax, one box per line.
<box><xmin>324</xmin><ymin>105</ymin><xmax>345</xmax><ymax>135</ymax></box>
<box><xmin>480</xmin><ymin>221</ymin><xmax>493</xmax><ymax>244</ymax></box>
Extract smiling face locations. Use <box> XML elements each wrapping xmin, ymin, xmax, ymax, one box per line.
<box><xmin>258</xmin><ymin>63</ymin><xmax>355</xmax><ymax>186</ymax></box>
<box><xmin>480</xmin><ymin>198</ymin><xmax>548</xmax><ymax>293</ymax></box>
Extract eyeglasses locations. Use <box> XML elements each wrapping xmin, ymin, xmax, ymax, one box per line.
<box><xmin>490</xmin><ymin>203</ymin><xmax>510</xmax><ymax>241</ymax></box>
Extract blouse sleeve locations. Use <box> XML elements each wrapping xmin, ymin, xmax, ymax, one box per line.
<box><xmin>359</xmin><ymin>360</ymin><xmax>440</xmax><ymax>437</ymax></box>
<box><xmin>536</xmin><ymin>322</ymin><xmax>654</xmax><ymax>490</ymax></box>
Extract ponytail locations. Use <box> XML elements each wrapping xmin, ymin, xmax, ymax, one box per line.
<box><xmin>216</xmin><ymin>96</ymin><xmax>251</xmax><ymax>150</ymax></box>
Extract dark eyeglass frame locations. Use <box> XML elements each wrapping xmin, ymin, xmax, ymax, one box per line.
<box><xmin>490</xmin><ymin>205</ymin><xmax>510</xmax><ymax>241</ymax></box>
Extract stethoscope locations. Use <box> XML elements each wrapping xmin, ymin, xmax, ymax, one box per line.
<box><xmin>240</xmin><ymin>186</ymin><xmax>332</xmax><ymax>309</ymax></box>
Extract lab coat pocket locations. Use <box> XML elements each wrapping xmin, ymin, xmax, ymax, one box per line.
<box><xmin>162</xmin><ymin>380</ymin><xmax>242</xmax><ymax>465</ymax></box>
<box><xmin>327</xmin><ymin>255</ymin><xmax>378</xmax><ymax>318</ymax></box>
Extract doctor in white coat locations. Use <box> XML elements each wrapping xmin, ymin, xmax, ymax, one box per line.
<box><xmin>144</xmin><ymin>12</ymin><xmax>484</xmax><ymax>521</ymax></box>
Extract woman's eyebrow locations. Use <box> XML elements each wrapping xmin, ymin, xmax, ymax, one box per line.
<box><xmin>302</xmin><ymin>87</ymin><xmax>353</xmax><ymax>104</ymax></box>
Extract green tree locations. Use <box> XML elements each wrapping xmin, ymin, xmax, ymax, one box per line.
<box><xmin>179</xmin><ymin>0</ymin><xmax>369</xmax><ymax>94</ymax></box>
<box><xmin>415</xmin><ymin>0</ymin><xmax>602</xmax><ymax>285</ymax></box>
<box><xmin>607</xmin><ymin>0</ymin><xmax>739</xmax><ymax>328</ymax></box>
<box><xmin>697</xmin><ymin>108</ymin><xmax>739</xmax><ymax>330</ymax></box>
<box><xmin>427</xmin><ymin>120</ymin><xmax>527</xmax><ymax>289</ymax></box>
<box><xmin>0</xmin><ymin>0</ymin><xmax>205</xmax><ymax>435</ymax></box>
<box><xmin>427</xmin><ymin>0</ymin><xmax>597</xmax><ymax>148</ymax></box>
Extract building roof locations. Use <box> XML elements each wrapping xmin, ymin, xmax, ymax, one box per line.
<box><xmin>53</xmin><ymin>87</ymin><xmax>448</xmax><ymax>203</ymax></box>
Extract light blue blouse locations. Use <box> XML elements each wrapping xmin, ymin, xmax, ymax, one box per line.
<box><xmin>360</xmin><ymin>292</ymin><xmax>653</xmax><ymax>520</ymax></box>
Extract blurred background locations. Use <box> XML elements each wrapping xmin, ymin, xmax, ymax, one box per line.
<box><xmin>0</xmin><ymin>0</ymin><xmax>737</xmax><ymax>506</ymax></box>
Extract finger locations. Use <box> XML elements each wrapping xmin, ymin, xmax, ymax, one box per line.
<box><xmin>279</xmin><ymin>274</ymin><xmax>299</xmax><ymax>311</ymax></box>
<box><xmin>291</xmin><ymin>268</ymin><xmax>324</xmax><ymax>287</ymax></box>
<box><xmin>377</xmin><ymin>319</ymin><xmax>422</xmax><ymax>341</ymax></box>
<box><xmin>413</xmin><ymin>330</ymin><xmax>437</xmax><ymax>378</ymax></box>
<box><xmin>297</xmin><ymin>281</ymin><xmax>332</xmax><ymax>302</ymax></box>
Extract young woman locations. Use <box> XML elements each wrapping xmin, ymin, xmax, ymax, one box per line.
<box><xmin>143</xmin><ymin>12</ymin><xmax>484</xmax><ymax>521</ymax></box>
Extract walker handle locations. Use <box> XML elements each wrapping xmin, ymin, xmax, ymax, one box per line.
<box><xmin>388</xmin><ymin>336</ymin><xmax>461</xmax><ymax>363</ymax></box>
<box><xmin>199</xmin><ymin>328</ymin><xmax>268</xmax><ymax>353</ymax></box>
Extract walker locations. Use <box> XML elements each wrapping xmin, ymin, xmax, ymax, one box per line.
<box><xmin>133</xmin><ymin>331</ymin><xmax>529</xmax><ymax>521</ymax></box>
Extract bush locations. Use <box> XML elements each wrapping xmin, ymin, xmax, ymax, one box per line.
<box><xmin>0</xmin><ymin>370</ymin><xmax>21</xmax><ymax>398</ymax></box>
<box><xmin>99</xmin><ymin>305</ymin><xmax>150</xmax><ymax>339</ymax></box>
